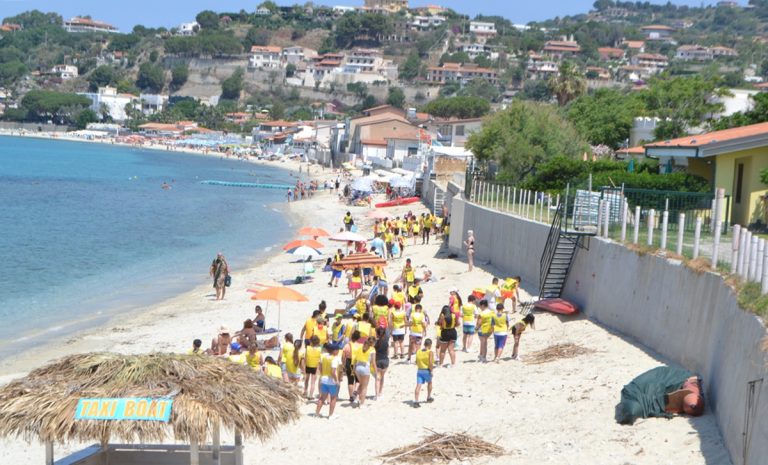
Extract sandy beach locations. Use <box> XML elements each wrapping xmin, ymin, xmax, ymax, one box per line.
<box><xmin>0</xmin><ymin>151</ymin><xmax>731</xmax><ymax>464</ymax></box>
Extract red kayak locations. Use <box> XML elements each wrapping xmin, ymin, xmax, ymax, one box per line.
<box><xmin>375</xmin><ymin>197</ymin><xmax>420</xmax><ymax>208</ymax></box>
<box><xmin>533</xmin><ymin>298</ymin><xmax>580</xmax><ymax>315</ymax></box>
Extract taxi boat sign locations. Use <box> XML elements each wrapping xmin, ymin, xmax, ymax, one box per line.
<box><xmin>75</xmin><ymin>398</ymin><xmax>173</xmax><ymax>422</ymax></box>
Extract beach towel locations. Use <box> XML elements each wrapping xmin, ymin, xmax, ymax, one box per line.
<box><xmin>616</xmin><ymin>366</ymin><xmax>693</xmax><ymax>425</ymax></box>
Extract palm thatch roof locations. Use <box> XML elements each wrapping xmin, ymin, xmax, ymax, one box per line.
<box><xmin>0</xmin><ymin>353</ymin><xmax>301</xmax><ymax>444</ymax></box>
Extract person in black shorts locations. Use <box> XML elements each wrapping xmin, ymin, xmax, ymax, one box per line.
<box><xmin>437</xmin><ymin>305</ymin><xmax>458</xmax><ymax>368</ymax></box>
<box><xmin>374</xmin><ymin>327</ymin><xmax>390</xmax><ymax>400</ymax></box>
<box><xmin>344</xmin><ymin>330</ymin><xmax>361</xmax><ymax>402</ymax></box>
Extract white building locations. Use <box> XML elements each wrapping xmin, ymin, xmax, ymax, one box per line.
<box><xmin>469</xmin><ymin>21</ymin><xmax>497</xmax><ymax>43</ymax></box>
<box><xmin>675</xmin><ymin>45</ymin><xmax>712</xmax><ymax>61</ymax></box>
<box><xmin>78</xmin><ymin>87</ymin><xmax>136</xmax><ymax>122</ymax></box>
<box><xmin>177</xmin><ymin>21</ymin><xmax>199</xmax><ymax>36</ymax></box>
<box><xmin>50</xmin><ymin>65</ymin><xmax>78</xmax><ymax>80</ymax></box>
<box><xmin>282</xmin><ymin>46</ymin><xmax>317</xmax><ymax>64</ymax></box>
<box><xmin>458</xmin><ymin>43</ymin><xmax>499</xmax><ymax>61</ymax></box>
<box><xmin>343</xmin><ymin>49</ymin><xmax>383</xmax><ymax>74</ymax></box>
<box><xmin>255</xmin><ymin>7</ymin><xmax>272</xmax><ymax>16</ymax></box>
<box><xmin>63</xmin><ymin>17</ymin><xmax>118</xmax><ymax>34</ymax></box>
<box><xmin>249</xmin><ymin>46</ymin><xmax>283</xmax><ymax>69</ymax></box>
<box><xmin>139</xmin><ymin>94</ymin><xmax>168</xmax><ymax>116</ymax></box>
<box><xmin>411</xmin><ymin>15</ymin><xmax>446</xmax><ymax>31</ymax></box>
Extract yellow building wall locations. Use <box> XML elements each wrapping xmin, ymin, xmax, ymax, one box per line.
<box><xmin>712</xmin><ymin>147</ymin><xmax>768</xmax><ymax>226</ymax></box>
<box><xmin>686</xmin><ymin>158</ymin><xmax>714</xmax><ymax>184</ymax></box>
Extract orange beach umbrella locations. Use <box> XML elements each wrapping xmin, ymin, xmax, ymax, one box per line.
<box><xmin>250</xmin><ymin>286</ymin><xmax>308</xmax><ymax>329</ymax></box>
<box><xmin>298</xmin><ymin>227</ymin><xmax>330</xmax><ymax>237</ymax></box>
<box><xmin>282</xmin><ymin>239</ymin><xmax>324</xmax><ymax>251</ymax></box>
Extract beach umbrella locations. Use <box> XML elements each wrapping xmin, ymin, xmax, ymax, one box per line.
<box><xmin>367</xmin><ymin>210</ymin><xmax>390</xmax><ymax>219</ymax></box>
<box><xmin>250</xmin><ymin>286</ymin><xmax>309</xmax><ymax>329</ymax></box>
<box><xmin>297</xmin><ymin>227</ymin><xmax>330</xmax><ymax>237</ymax></box>
<box><xmin>351</xmin><ymin>177</ymin><xmax>374</xmax><ymax>193</ymax></box>
<box><xmin>329</xmin><ymin>231</ymin><xmax>367</xmax><ymax>243</ymax></box>
<box><xmin>286</xmin><ymin>245</ymin><xmax>322</xmax><ymax>258</ymax></box>
<box><xmin>0</xmin><ymin>353</ymin><xmax>300</xmax><ymax>465</ymax></box>
<box><xmin>335</xmin><ymin>252</ymin><xmax>387</xmax><ymax>270</ymax></box>
<box><xmin>282</xmin><ymin>239</ymin><xmax>324</xmax><ymax>251</ymax></box>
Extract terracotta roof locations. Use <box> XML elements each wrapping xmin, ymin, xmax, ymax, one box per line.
<box><xmin>544</xmin><ymin>45</ymin><xmax>582</xmax><ymax>52</ymax></box>
<box><xmin>598</xmin><ymin>47</ymin><xmax>624</xmax><ymax>56</ymax></box>
<box><xmin>251</xmin><ymin>46</ymin><xmax>282</xmax><ymax>54</ymax></box>
<box><xmin>138</xmin><ymin>123</ymin><xmax>183</xmax><ymax>132</ymax></box>
<box><xmin>641</xmin><ymin>24</ymin><xmax>675</xmax><ymax>31</ymax></box>
<box><xmin>261</xmin><ymin>120</ymin><xmax>298</xmax><ymax>127</ymax></box>
<box><xmin>636</xmin><ymin>53</ymin><xmax>668</xmax><ymax>60</ymax></box>
<box><xmin>753</xmin><ymin>82</ymin><xmax>768</xmax><ymax>89</ymax></box>
<box><xmin>361</xmin><ymin>138</ymin><xmax>387</xmax><ymax>146</ymax></box>
<box><xmin>645</xmin><ymin>122</ymin><xmax>768</xmax><ymax>149</ymax></box>
<box><xmin>621</xmin><ymin>145</ymin><xmax>646</xmax><ymax>155</ymax></box>
<box><xmin>623</xmin><ymin>40</ymin><xmax>645</xmax><ymax>49</ymax></box>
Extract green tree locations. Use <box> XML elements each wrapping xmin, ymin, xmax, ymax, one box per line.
<box><xmin>466</xmin><ymin>100</ymin><xmax>589</xmax><ymax>183</ymax></box>
<box><xmin>712</xmin><ymin>92</ymin><xmax>768</xmax><ymax>130</ymax></box>
<box><xmin>386</xmin><ymin>87</ymin><xmax>406</xmax><ymax>108</ymax></box>
<box><xmin>0</xmin><ymin>61</ymin><xmax>26</xmax><ymax>85</ymax></box>
<box><xmin>399</xmin><ymin>51</ymin><xmax>421</xmax><ymax>81</ymax></box>
<box><xmin>270</xmin><ymin>100</ymin><xmax>285</xmax><ymax>119</ymax></box>
<box><xmin>116</xmin><ymin>79</ymin><xmax>140</xmax><ymax>95</ymax></box>
<box><xmin>422</xmin><ymin>96</ymin><xmax>490</xmax><ymax>119</ymax></box>
<box><xmin>149</xmin><ymin>50</ymin><xmax>159</xmax><ymax>63</ymax></box>
<box><xmin>285</xmin><ymin>63</ymin><xmax>296</xmax><ymax>78</ymax></box>
<box><xmin>88</xmin><ymin>65</ymin><xmax>116</xmax><ymax>92</ymax></box>
<box><xmin>75</xmin><ymin>109</ymin><xmax>98</xmax><ymax>129</ymax></box>
<box><xmin>520</xmin><ymin>80</ymin><xmax>552</xmax><ymax>102</ymax></box>
<box><xmin>171</xmin><ymin>64</ymin><xmax>189</xmax><ymax>90</ymax></box>
<box><xmin>440</xmin><ymin>51</ymin><xmax>471</xmax><ymax>64</ymax></box>
<box><xmin>362</xmin><ymin>95</ymin><xmax>378</xmax><ymax>110</ymax></box>
<box><xmin>221</xmin><ymin>68</ymin><xmax>244</xmax><ymax>100</ymax></box>
<box><xmin>347</xmin><ymin>82</ymin><xmax>368</xmax><ymax>98</ymax></box>
<box><xmin>196</xmin><ymin>10</ymin><xmax>220</xmax><ymax>30</ymax></box>
<box><xmin>458</xmin><ymin>79</ymin><xmax>501</xmax><ymax>102</ymax></box>
<box><xmin>245</xmin><ymin>27</ymin><xmax>271</xmax><ymax>47</ymax></box>
<box><xmin>136</xmin><ymin>63</ymin><xmax>165</xmax><ymax>93</ymax></box>
<box><xmin>20</xmin><ymin>90</ymin><xmax>92</xmax><ymax>124</ymax></box>
<box><xmin>258</xmin><ymin>1</ymin><xmax>279</xmax><ymax>13</ymax></box>
<box><xmin>548</xmin><ymin>61</ymin><xmax>586</xmax><ymax>106</ymax></box>
<box><xmin>566</xmin><ymin>88</ymin><xmax>645</xmax><ymax>148</ymax></box>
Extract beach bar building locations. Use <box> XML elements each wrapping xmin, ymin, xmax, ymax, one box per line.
<box><xmin>636</xmin><ymin>122</ymin><xmax>768</xmax><ymax>226</ymax></box>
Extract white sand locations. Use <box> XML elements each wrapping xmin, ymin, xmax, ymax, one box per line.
<box><xmin>0</xmin><ymin>161</ymin><xmax>731</xmax><ymax>465</ymax></box>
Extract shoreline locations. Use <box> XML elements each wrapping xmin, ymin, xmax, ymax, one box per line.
<box><xmin>0</xmin><ymin>133</ymin><xmax>335</xmax><ymax>381</ymax></box>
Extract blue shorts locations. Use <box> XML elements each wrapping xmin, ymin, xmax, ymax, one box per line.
<box><xmin>494</xmin><ymin>334</ymin><xmax>508</xmax><ymax>350</ymax></box>
<box><xmin>463</xmin><ymin>324</ymin><xmax>476</xmax><ymax>334</ymax></box>
<box><xmin>363</xmin><ymin>268</ymin><xmax>372</xmax><ymax>276</ymax></box>
<box><xmin>416</xmin><ymin>369</ymin><xmax>432</xmax><ymax>385</ymax></box>
<box><xmin>332</xmin><ymin>270</ymin><xmax>342</xmax><ymax>279</ymax></box>
<box><xmin>320</xmin><ymin>382</ymin><xmax>340</xmax><ymax>396</ymax></box>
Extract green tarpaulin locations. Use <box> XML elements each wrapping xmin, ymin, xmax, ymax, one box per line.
<box><xmin>617</xmin><ymin>366</ymin><xmax>693</xmax><ymax>425</ymax></box>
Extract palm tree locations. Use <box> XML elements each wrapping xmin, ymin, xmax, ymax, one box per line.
<box><xmin>548</xmin><ymin>61</ymin><xmax>587</xmax><ymax>106</ymax></box>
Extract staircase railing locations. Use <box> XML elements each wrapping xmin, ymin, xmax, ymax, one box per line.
<box><xmin>540</xmin><ymin>202</ymin><xmax>563</xmax><ymax>296</ymax></box>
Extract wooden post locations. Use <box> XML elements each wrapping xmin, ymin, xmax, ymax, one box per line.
<box><xmin>45</xmin><ymin>442</ymin><xmax>54</xmax><ymax>465</ymax></box>
<box><xmin>757</xmin><ymin>239</ymin><xmax>765</xmax><ymax>282</ymax></box>
<box><xmin>711</xmin><ymin>188</ymin><xmax>724</xmax><ymax>270</ymax></box>
<box><xmin>693</xmin><ymin>216</ymin><xmax>702</xmax><ymax>259</ymax></box>
<box><xmin>633</xmin><ymin>206</ymin><xmax>641</xmax><ymax>244</ymax></box>
<box><xmin>190</xmin><ymin>437</ymin><xmax>200</xmax><ymax>465</ymax></box>
<box><xmin>620</xmin><ymin>200</ymin><xmax>628</xmax><ymax>242</ymax></box>
<box><xmin>661</xmin><ymin>210</ymin><xmax>669</xmax><ymax>250</ymax></box>
<box><xmin>212</xmin><ymin>423</ymin><xmax>221</xmax><ymax>465</ymax></box>
<box><xmin>234</xmin><ymin>430</ymin><xmax>244</xmax><ymax>465</ymax></box>
<box><xmin>731</xmin><ymin>224</ymin><xmax>741</xmax><ymax>275</ymax></box>
<box><xmin>647</xmin><ymin>208</ymin><xmax>655</xmax><ymax>246</ymax></box>
<box><xmin>749</xmin><ymin>235</ymin><xmax>758</xmax><ymax>281</ymax></box>
<box><xmin>676</xmin><ymin>213</ymin><xmax>685</xmax><ymax>256</ymax></box>
<box><xmin>762</xmin><ymin>246</ymin><xmax>768</xmax><ymax>294</ymax></box>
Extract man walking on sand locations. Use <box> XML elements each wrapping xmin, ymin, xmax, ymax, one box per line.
<box><xmin>210</xmin><ymin>253</ymin><xmax>229</xmax><ymax>300</ymax></box>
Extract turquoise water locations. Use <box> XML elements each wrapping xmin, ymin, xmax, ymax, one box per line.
<box><xmin>0</xmin><ymin>136</ymin><xmax>297</xmax><ymax>356</ymax></box>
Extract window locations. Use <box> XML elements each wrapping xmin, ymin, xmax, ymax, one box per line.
<box><xmin>735</xmin><ymin>163</ymin><xmax>744</xmax><ymax>204</ymax></box>
<box><xmin>455</xmin><ymin>125</ymin><xmax>465</xmax><ymax>136</ymax></box>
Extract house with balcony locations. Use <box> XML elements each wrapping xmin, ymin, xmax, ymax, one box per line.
<box><xmin>177</xmin><ymin>21</ymin><xmax>199</xmax><ymax>36</ymax></box>
<box><xmin>631</xmin><ymin>53</ymin><xmax>669</xmax><ymax>72</ymax></box>
<box><xmin>424</xmin><ymin>117</ymin><xmax>483</xmax><ymax>148</ymax></box>
<box><xmin>621</xmin><ymin>39</ymin><xmax>646</xmax><ymax>54</ymax></box>
<box><xmin>249</xmin><ymin>46</ymin><xmax>283</xmax><ymax>69</ymax></box>
<box><xmin>282</xmin><ymin>46</ymin><xmax>317</xmax><ymax>64</ymax></box>
<box><xmin>343</xmin><ymin>49</ymin><xmax>383</xmax><ymax>74</ymax></box>
<box><xmin>641</xmin><ymin>24</ymin><xmax>675</xmax><ymax>41</ymax></box>
<box><xmin>78</xmin><ymin>87</ymin><xmax>136</xmax><ymax>121</ymax></box>
<box><xmin>411</xmin><ymin>15</ymin><xmax>446</xmax><ymax>31</ymax></box>
<box><xmin>598</xmin><ymin>47</ymin><xmax>625</xmax><ymax>61</ymax></box>
<box><xmin>458</xmin><ymin>43</ymin><xmax>499</xmax><ymax>61</ymax></box>
<box><xmin>527</xmin><ymin>53</ymin><xmax>559</xmax><ymax>80</ymax></box>
<box><xmin>711</xmin><ymin>46</ymin><xmax>739</xmax><ymax>58</ymax></box>
<box><xmin>139</xmin><ymin>94</ymin><xmax>169</xmax><ymax>116</ymax></box>
<box><xmin>675</xmin><ymin>45</ymin><xmax>713</xmax><ymax>61</ymax></box>
<box><xmin>543</xmin><ymin>37</ymin><xmax>582</xmax><ymax>59</ymax></box>
<box><xmin>50</xmin><ymin>65</ymin><xmax>79</xmax><ymax>80</ymax></box>
<box><xmin>469</xmin><ymin>21</ymin><xmax>497</xmax><ymax>43</ymax></box>
<box><xmin>426</xmin><ymin>63</ymin><xmax>498</xmax><ymax>85</ymax></box>
<box><xmin>63</xmin><ymin>17</ymin><xmax>118</xmax><ymax>33</ymax></box>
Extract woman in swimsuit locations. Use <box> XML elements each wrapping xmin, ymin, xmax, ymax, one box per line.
<box><xmin>373</xmin><ymin>327</ymin><xmax>390</xmax><ymax>400</ymax></box>
<box><xmin>464</xmin><ymin>230</ymin><xmax>475</xmax><ymax>272</ymax></box>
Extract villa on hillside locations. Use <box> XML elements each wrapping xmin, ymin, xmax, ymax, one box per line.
<box><xmin>641</xmin><ymin>24</ymin><xmax>675</xmax><ymax>41</ymax></box>
<box><xmin>469</xmin><ymin>21</ymin><xmax>497</xmax><ymax>43</ymax></box>
<box><xmin>631</xmin><ymin>122</ymin><xmax>768</xmax><ymax>226</ymax></box>
<box><xmin>63</xmin><ymin>17</ymin><xmax>118</xmax><ymax>33</ymax></box>
<box><xmin>249</xmin><ymin>46</ymin><xmax>282</xmax><ymax>69</ymax></box>
<box><xmin>543</xmin><ymin>37</ymin><xmax>582</xmax><ymax>59</ymax></box>
<box><xmin>426</xmin><ymin>63</ymin><xmax>499</xmax><ymax>85</ymax></box>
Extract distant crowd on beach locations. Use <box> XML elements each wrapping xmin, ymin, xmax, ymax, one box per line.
<box><xmin>193</xmin><ymin>207</ymin><xmax>534</xmax><ymax>419</ymax></box>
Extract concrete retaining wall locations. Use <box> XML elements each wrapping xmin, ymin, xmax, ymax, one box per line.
<box><xmin>450</xmin><ymin>198</ymin><xmax>768</xmax><ymax>465</ymax></box>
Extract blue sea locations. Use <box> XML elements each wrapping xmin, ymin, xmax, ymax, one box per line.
<box><xmin>0</xmin><ymin>136</ymin><xmax>297</xmax><ymax>357</ymax></box>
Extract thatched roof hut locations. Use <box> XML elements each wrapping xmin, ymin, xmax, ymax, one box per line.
<box><xmin>0</xmin><ymin>353</ymin><xmax>301</xmax><ymax>464</ymax></box>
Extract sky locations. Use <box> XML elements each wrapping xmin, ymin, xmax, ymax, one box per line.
<box><xmin>0</xmin><ymin>0</ymin><xmax>742</xmax><ymax>32</ymax></box>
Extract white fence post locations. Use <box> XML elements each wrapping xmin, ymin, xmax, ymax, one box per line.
<box><xmin>762</xmin><ymin>246</ymin><xmax>768</xmax><ymax>294</ymax></box>
<box><xmin>660</xmin><ymin>210</ymin><xmax>669</xmax><ymax>250</ymax></box>
<box><xmin>512</xmin><ymin>188</ymin><xmax>517</xmax><ymax>214</ymax></box>
<box><xmin>603</xmin><ymin>199</ymin><xmax>610</xmax><ymax>238</ymax></box>
<box><xmin>495</xmin><ymin>184</ymin><xmax>501</xmax><ymax>210</ymax></box>
<box><xmin>749</xmin><ymin>235</ymin><xmax>759</xmax><ymax>281</ymax></box>
<box><xmin>676</xmin><ymin>213</ymin><xmax>685</xmax><ymax>256</ymax></box>
<box><xmin>711</xmin><ymin>188</ymin><xmax>724</xmax><ymax>270</ymax></box>
<box><xmin>731</xmin><ymin>225</ymin><xmax>741</xmax><ymax>275</ymax></box>
<box><xmin>738</xmin><ymin>229</ymin><xmax>747</xmax><ymax>277</ymax></box>
<box><xmin>756</xmin><ymin>239</ymin><xmax>765</xmax><ymax>282</ymax></box>
<box><xmin>620</xmin><ymin>200</ymin><xmax>628</xmax><ymax>242</ymax></box>
<box><xmin>710</xmin><ymin>198</ymin><xmax>717</xmax><ymax>232</ymax></box>
<box><xmin>647</xmin><ymin>208</ymin><xmax>655</xmax><ymax>246</ymax></box>
<box><xmin>597</xmin><ymin>199</ymin><xmax>604</xmax><ymax>235</ymax></box>
<box><xmin>633</xmin><ymin>206</ymin><xmax>641</xmax><ymax>244</ymax></box>
<box><xmin>693</xmin><ymin>216</ymin><xmax>702</xmax><ymax>259</ymax></box>
<box><xmin>505</xmin><ymin>186</ymin><xmax>511</xmax><ymax>212</ymax></box>
<box><xmin>743</xmin><ymin>231</ymin><xmax>753</xmax><ymax>280</ymax></box>
<box><xmin>547</xmin><ymin>195</ymin><xmax>552</xmax><ymax>223</ymax></box>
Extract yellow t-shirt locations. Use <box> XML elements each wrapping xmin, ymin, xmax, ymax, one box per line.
<box><xmin>353</xmin><ymin>346</ymin><xmax>375</xmax><ymax>365</ymax></box>
<box><xmin>385</xmin><ymin>232</ymin><xmax>394</xmax><ymax>244</ymax></box>
<box><xmin>228</xmin><ymin>353</ymin><xmax>246</xmax><ymax>364</ymax></box>
<box><xmin>403</xmin><ymin>266</ymin><xmax>415</xmax><ymax>282</ymax></box>
<box><xmin>303</xmin><ymin>318</ymin><xmax>317</xmax><ymax>339</ymax></box>
<box><xmin>355</xmin><ymin>298</ymin><xmax>367</xmax><ymax>314</ymax></box>
<box><xmin>372</xmin><ymin>304</ymin><xmax>389</xmax><ymax>321</ymax></box>
<box><xmin>408</xmin><ymin>285</ymin><xmax>421</xmax><ymax>299</ymax></box>
<box><xmin>265</xmin><ymin>363</ymin><xmax>282</xmax><ymax>379</ymax></box>
<box><xmin>492</xmin><ymin>312</ymin><xmax>508</xmax><ymax>335</ymax></box>
<box><xmin>424</xmin><ymin>216</ymin><xmax>433</xmax><ymax>228</ymax></box>
<box><xmin>392</xmin><ymin>309</ymin><xmax>406</xmax><ymax>329</ymax></box>
<box><xmin>392</xmin><ymin>291</ymin><xmax>406</xmax><ymax>306</ymax></box>
<box><xmin>479</xmin><ymin>309</ymin><xmax>494</xmax><ymax>334</ymax></box>
<box><xmin>245</xmin><ymin>351</ymin><xmax>261</xmax><ymax>369</ymax></box>
<box><xmin>415</xmin><ymin>349</ymin><xmax>432</xmax><ymax>370</ymax></box>
<box><xmin>412</xmin><ymin>222</ymin><xmax>421</xmax><ymax>233</ymax></box>
<box><xmin>305</xmin><ymin>346</ymin><xmax>322</xmax><ymax>369</ymax></box>
<box><xmin>410</xmin><ymin>312</ymin><xmax>425</xmax><ymax>333</ymax></box>
<box><xmin>315</xmin><ymin>325</ymin><xmax>328</xmax><ymax>344</ymax></box>
<box><xmin>320</xmin><ymin>353</ymin><xmax>336</xmax><ymax>379</ymax></box>
<box><xmin>357</xmin><ymin>321</ymin><xmax>373</xmax><ymax>338</ymax></box>
<box><xmin>285</xmin><ymin>350</ymin><xmax>303</xmax><ymax>375</ymax></box>
<box><xmin>281</xmin><ymin>343</ymin><xmax>294</xmax><ymax>364</ymax></box>
<box><xmin>462</xmin><ymin>304</ymin><xmax>478</xmax><ymax>324</ymax></box>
